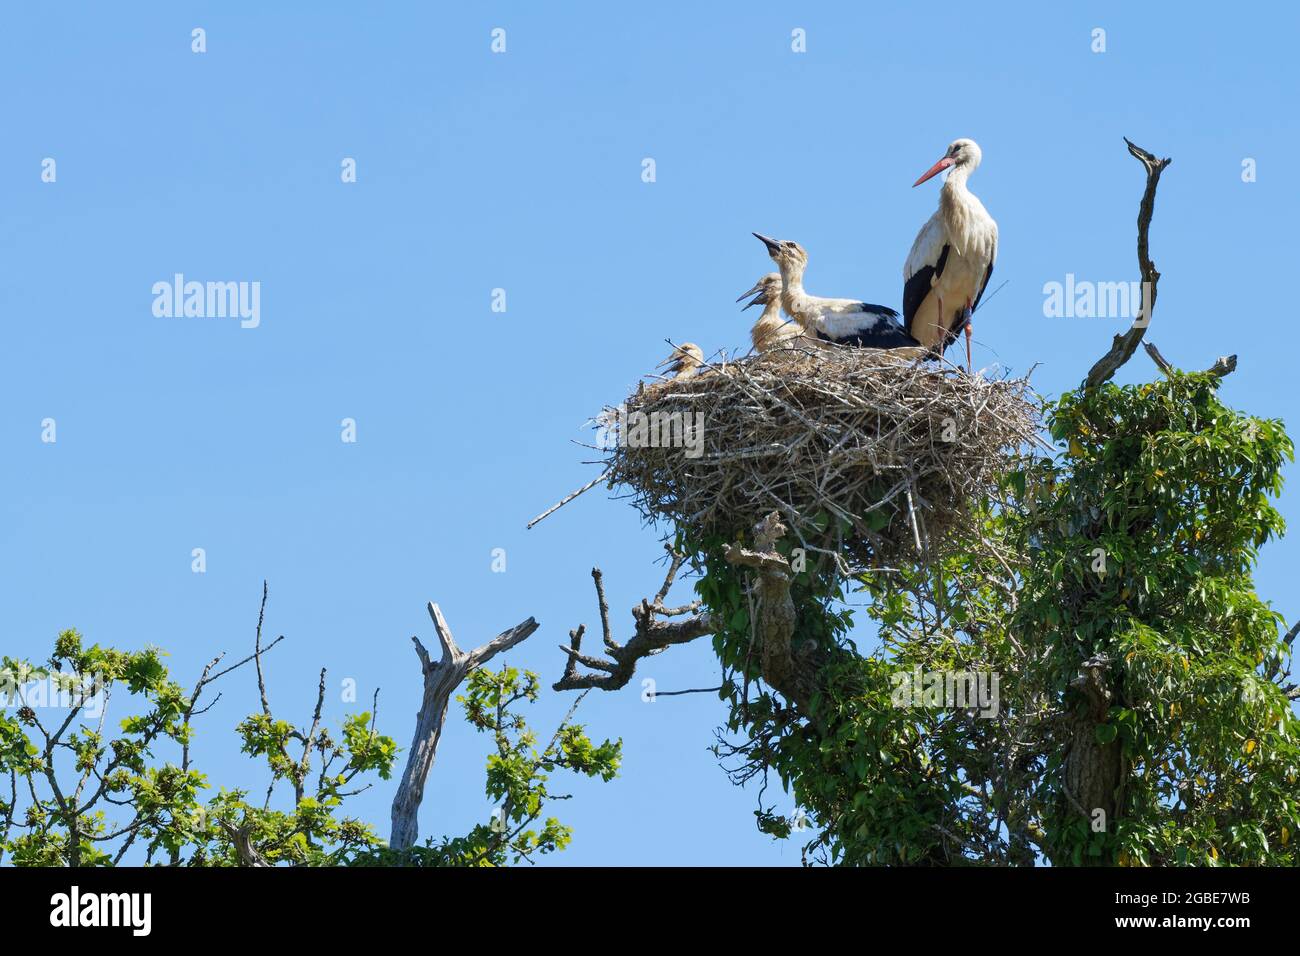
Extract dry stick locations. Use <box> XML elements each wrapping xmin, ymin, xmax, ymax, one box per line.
<box><xmin>1083</xmin><ymin>139</ymin><xmax>1172</xmax><ymax>388</ymax></box>
<box><xmin>203</xmin><ymin>635</ymin><xmax>286</xmax><ymax>687</ymax></box>
<box><xmin>253</xmin><ymin>580</ymin><xmax>273</xmax><ymax>716</ymax></box>
<box><xmin>1144</xmin><ymin>342</ymin><xmax>1176</xmax><ymax>376</ymax></box>
<box><xmin>526</xmin><ymin>469</ymin><xmax>610</xmax><ymax>529</ymax></box>
<box><xmin>1205</xmin><ymin>354</ymin><xmax>1238</xmax><ymax>378</ymax></box>
<box><xmin>651</xmin><ymin>686</ymin><xmax>723</xmax><ymax>698</ymax></box>
<box><xmin>905</xmin><ymin>488</ymin><xmax>924</xmax><ymax>553</ymax></box>
<box><xmin>1147</xmin><ymin>341</ymin><xmax>1239</xmax><ymax>380</ymax></box>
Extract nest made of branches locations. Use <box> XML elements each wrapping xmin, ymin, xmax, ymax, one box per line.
<box><xmin>600</xmin><ymin>346</ymin><xmax>1041</xmax><ymax>569</ymax></box>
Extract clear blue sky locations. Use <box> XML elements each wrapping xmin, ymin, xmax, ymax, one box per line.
<box><xmin>2</xmin><ymin>2</ymin><xmax>1297</xmax><ymax>865</ymax></box>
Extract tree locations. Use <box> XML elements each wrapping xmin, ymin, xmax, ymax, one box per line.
<box><xmin>0</xmin><ymin>585</ymin><xmax>618</xmax><ymax>866</ymax></box>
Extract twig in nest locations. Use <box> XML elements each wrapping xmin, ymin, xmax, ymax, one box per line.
<box><xmin>526</xmin><ymin>469</ymin><xmax>610</xmax><ymax>530</ymax></box>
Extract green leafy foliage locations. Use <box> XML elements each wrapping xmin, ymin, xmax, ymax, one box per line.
<box><xmin>0</xmin><ymin>629</ymin><xmax>389</xmax><ymax>865</ymax></box>
<box><xmin>2</xmin><ymin>626</ymin><xmax>618</xmax><ymax>868</ymax></box>
<box><xmin>351</xmin><ymin>667</ymin><xmax>621</xmax><ymax>867</ymax></box>
<box><xmin>689</xmin><ymin>370</ymin><xmax>1300</xmax><ymax>866</ymax></box>
<box><xmin>1025</xmin><ymin>372</ymin><xmax>1299</xmax><ymax>866</ymax></box>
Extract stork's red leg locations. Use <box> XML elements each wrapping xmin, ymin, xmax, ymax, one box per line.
<box><xmin>963</xmin><ymin>299</ymin><xmax>974</xmax><ymax>373</ymax></box>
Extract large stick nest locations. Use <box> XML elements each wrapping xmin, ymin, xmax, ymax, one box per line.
<box><xmin>600</xmin><ymin>347</ymin><xmax>1041</xmax><ymax>567</ymax></box>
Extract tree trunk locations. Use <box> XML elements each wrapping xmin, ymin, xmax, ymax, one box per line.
<box><xmin>1060</xmin><ymin>656</ymin><xmax>1121</xmax><ymax>863</ymax></box>
<box><xmin>389</xmin><ymin>656</ymin><xmax>467</xmax><ymax>851</ymax></box>
<box><xmin>388</xmin><ymin>604</ymin><xmax>538</xmax><ymax>852</ymax></box>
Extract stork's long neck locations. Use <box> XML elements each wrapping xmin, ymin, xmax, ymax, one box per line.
<box><xmin>752</xmin><ymin>297</ymin><xmax>786</xmax><ymax>350</ymax></box>
<box><xmin>774</xmin><ymin>261</ymin><xmax>806</xmax><ymax>325</ymax></box>
<box><xmin>945</xmin><ymin>160</ymin><xmax>973</xmax><ymax>191</ymax></box>
<box><xmin>775</xmin><ymin>256</ymin><xmax>802</xmax><ymax>292</ymax></box>
<box><xmin>941</xmin><ymin>164</ymin><xmax>976</xmax><ymax>211</ymax></box>
<box><xmin>939</xmin><ymin>165</ymin><xmax>982</xmax><ymax>253</ymax></box>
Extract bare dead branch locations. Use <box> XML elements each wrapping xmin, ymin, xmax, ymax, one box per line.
<box><xmin>592</xmin><ymin>568</ymin><xmax>615</xmax><ymax>650</ymax></box>
<box><xmin>467</xmin><ymin>614</ymin><xmax>540</xmax><ymax>668</ymax></box>
<box><xmin>654</xmin><ymin>548</ymin><xmax>688</xmax><ymax>607</ymax></box>
<box><xmin>1084</xmin><ymin>139</ymin><xmax>1172</xmax><ymax>389</ymax></box>
<box><xmin>389</xmin><ymin>604</ymin><xmax>540</xmax><ymax>851</ymax></box>
<box><xmin>553</xmin><ymin>551</ymin><xmax>713</xmax><ymax>693</ymax></box>
<box><xmin>553</xmin><ymin>519</ymin><xmax>827</xmax><ymax>712</ymax></box>
<box><xmin>254</xmin><ymin>580</ymin><xmax>273</xmax><ymax>717</ymax></box>
<box><xmin>293</xmin><ymin>667</ymin><xmax>329</xmax><ymax>805</ymax></box>
<box><xmin>1146</xmin><ymin>342</ymin><xmax>1238</xmax><ymax>381</ymax></box>
<box><xmin>1205</xmin><ymin>354</ymin><xmax>1238</xmax><ymax>377</ymax></box>
<box><xmin>203</xmin><ymin>634</ymin><xmax>286</xmax><ymax>686</ymax></box>
<box><xmin>1143</xmin><ymin>342</ymin><xmax>1175</xmax><ymax>376</ymax></box>
<box><xmin>649</xmin><ymin>686</ymin><xmax>723</xmax><ymax>698</ymax></box>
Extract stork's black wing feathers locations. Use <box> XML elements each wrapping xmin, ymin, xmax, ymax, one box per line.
<box><xmin>902</xmin><ymin>243</ymin><xmax>950</xmax><ymax>336</ymax></box>
<box><xmin>818</xmin><ymin>325</ymin><xmax>921</xmax><ymax>350</ymax></box>
<box><xmin>853</xmin><ymin>302</ymin><xmax>900</xmax><ymax>319</ymax></box>
<box><xmin>971</xmin><ymin>262</ymin><xmax>995</xmax><ymax>312</ymax></box>
<box><xmin>816</xmin><ymin>305</ymin><xmax>920</xmax><ymax>350</ymax></box>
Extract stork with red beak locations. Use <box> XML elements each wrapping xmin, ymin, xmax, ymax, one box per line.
<box><xmin>903</xmin><ymin>138</ymin><xmax>998</xmax><ymax>371</ymax></box>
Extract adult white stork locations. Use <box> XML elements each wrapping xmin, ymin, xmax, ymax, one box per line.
<box><xmin>656</xmin><ymin>342</ymin><xmax>705</xmax><ymax>379</ymax></box>
<box><xmin>736</xmin><ymin>272</ymin><xmax>804</xmax><ymax>353</ymax></box>
<box><xmin>903</xmin><ymin>138</ymin><xmax>998</xmax><ymax>371</ymax></box>
<box><xmin>753</xmin><ymin>234</ymin><xmax>920</xmax><ymax>350</ymax></box>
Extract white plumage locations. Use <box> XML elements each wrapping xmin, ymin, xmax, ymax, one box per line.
<box><xmin>753</xmin><ymin>234</ymin><xmax>919</xmax><ymax>350</ymax></box>
<box><xmin>903</xmin><ymin>138</ymin><xmax>998</xmax><ymax>370</ymax></box>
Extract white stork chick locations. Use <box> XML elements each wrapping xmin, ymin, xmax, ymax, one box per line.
<box><xmin>736</xmin><ymin>272</ymin><xmax>804</xmax><ymax>353</ymax></box>
<box><xmin>753</xmin><ymin>234</ymin><xmax>920</xmax><ymax>351</ymax></box>
<box><xmin>656</xmin><ymin>342</ymin><xmax>705</xmax><ymax>380</ymax></box>
<box><xmin>903</xmin><ymin>138</ymin><xmax>998</xmax><ymax>371</ymax></box>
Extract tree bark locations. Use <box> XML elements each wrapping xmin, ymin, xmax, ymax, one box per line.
<box><xmin>722</xmin><ymin>513</ymin><xmax>821</xmax><ymax>712</ymax></box>
<box><xmin>388</xmin><ymin>604</ymin><xmax>538</xmax><ymax>851</ymax></box>
<box><xmin>1061</xmin><ymin>657</ymin><xmax>1122</xmax><ymax>859</ymax></box>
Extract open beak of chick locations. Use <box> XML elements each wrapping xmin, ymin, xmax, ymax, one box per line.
<box><xmin>655</xmin><ymin>353</ymin><xmax>683</xmax><ymax>373</ymax></box>
<box><xmin>656</xmin><ymin>343</ymin><xmax>703</xmax><ymax>376</ymax></box>
<box><xmin>736</xmin><ymin>279</ymin><xmax>770</xmax><ymax>311</ymax></box>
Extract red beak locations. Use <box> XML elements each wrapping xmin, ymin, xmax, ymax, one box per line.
<box><xmin>913</xmin><ymin>156</ymin><xmax>954</xmax><ymax>187</ymax></box>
